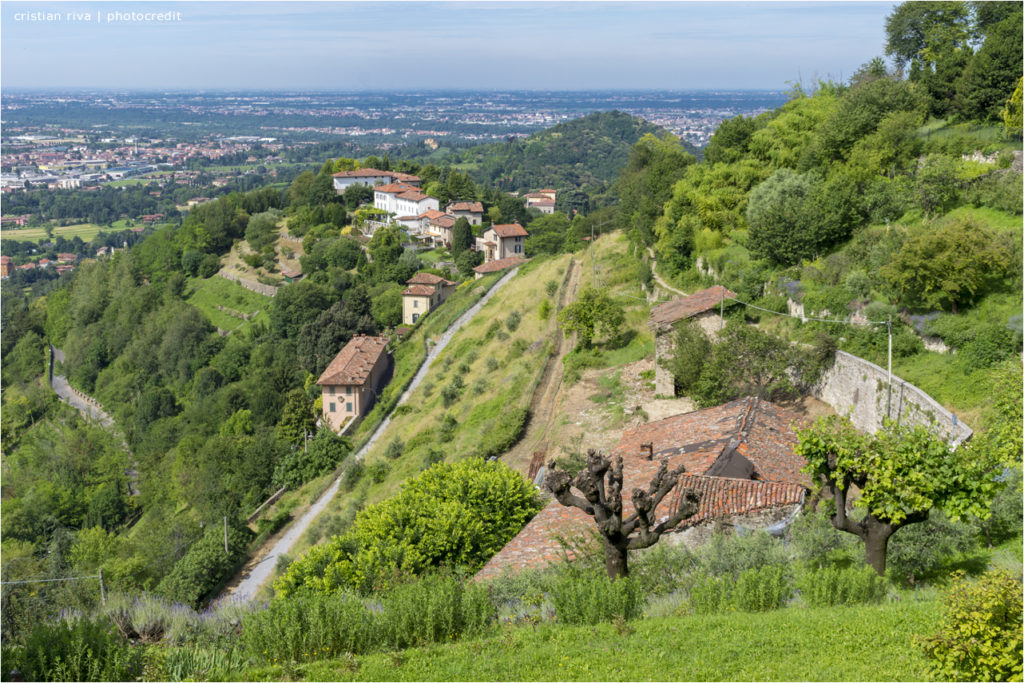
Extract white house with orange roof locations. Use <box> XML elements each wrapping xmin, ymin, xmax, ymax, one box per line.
<box><xmin>401</xmin><ymin>272</ymin><xmax>457</xmax><ymax>325</ymax></box>
<box><xmin>524</xmin><ymin>189</ymin><xmax>557</xmax><ymax>214</ymax></box>
<box><xmin>316</xmin><ymin>335</ymin><xmax>393</xmax><ymax>431</ymax></box>
<box><xmin>333</xmin><ymin>168</ymin><xmax>422</xmax><ymax>194</ymax></box>
<box><xmin>374</xmin><ymin>183</ymin><xmax>439</xmax><ymax>218</ymax></box>
<box><xmin>477</xmin><ymin>223</ymin><xmax>528</xmax><ymax>262</ymax></box>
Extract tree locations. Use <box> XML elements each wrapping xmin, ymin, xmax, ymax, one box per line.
<box><xmin>274</xmin><ymin>459</ymin><xmax>542</xmax><ymax>595</ymax></box>
<box><xmin>557</xmin><ymin>288</ymin><xmax>625</xmax><ymax>349</ymax></box>
<box><xmin>954</xmin><ymin>9</ymin><xmax>1023</xmax><ymax>121</ymax></box>
<box><xmin>795</xmin><ymin>415</ymin><xmax>1001</xmax><ymax>574</ymax></box>
<box><xmin>1003</xmin><ymin>76</ymin><xmax>1024</xmax><ymax>137</ymax></box>
<box><xmin>450</xmin><ymin>217</ymin><xmax>474</xmax><ymax>256</ymax></box>
<box><xmin>746</xmin><ymin>169</ymin><xmax>816</xmax><ymax>265</ymax></box>
<box><xmin>455</xmin><ymin>249</ymin><xmax>483</xmax><ymax>279</ymax></box>
<box><xmin>691</xmin><ymin>322</ymin><xmax>801</xmax><ymax>408</ymax></box>
<box><xmin>665</xmin><ymin>319</ymin><xmax>712</xmax><ymax>396</ymax></box>
<box><xmin>882</xmin><ymin>218</ymin><xmax>1010</xmax><ymax>312</ymax></box>
<box><xmin>545</xmin><ymin>449</ymin><xmax>701</xmax><ymax>579</ymax></box>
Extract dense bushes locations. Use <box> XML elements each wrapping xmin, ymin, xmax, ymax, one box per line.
<box><xmin>920</xmin><ymin>570</ymin><xmax>1023</xmax><ymax>682</ymax></box>
<box><xmin>154</xmin><ymin>521</ymin><xmax>254</xmax><ymax>609</ymax></box>
<box><xmin>241</xmin><ymin>574</ymin><xmax>493</xmax><ymax>663</ymax></box>
<box><xmin>550</xmin><ymin>571</ymin><xmax>644</xmax><ymax>625</ymax></box>
<box><xmin>274</xmin><ymin>459</ymin><xmax>542</xmax><ymax>596</ymax></box>
<box><xmin>0</xmin><ymin>615</ymin><xmax>144</xmax><ymax>682</ymax></box>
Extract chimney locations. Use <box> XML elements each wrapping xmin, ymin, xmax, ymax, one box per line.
<box><xmin>641</xmin><ymin>442</ymin><xmax>653</xmax><ymax>460</ymax></box>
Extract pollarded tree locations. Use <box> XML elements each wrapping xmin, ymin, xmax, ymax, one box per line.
<box><xmin>545</xmin><ymin>449</ymin><xmax>701</xmax><ymax>579</ymax></box>
<box><xmin>795</xmin><ymin>415</ymin><xmax>1001</xmax><ymax>575</ymax></box>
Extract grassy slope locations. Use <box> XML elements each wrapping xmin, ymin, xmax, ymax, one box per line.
<box><xmin>1</xmin><ymin>219</ymin><xmax>136</xmax><ymax>243</ymax></box>
<box><xmin>235</xmin><ymin>599</ymin><xmax>938</xmax><ymax>682</ymax></box>
<box><xmin>185</xmin><ymin>275</ymin><xmax>272</xmax><ymax>334</ymax></box>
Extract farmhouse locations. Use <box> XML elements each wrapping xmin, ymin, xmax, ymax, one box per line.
<box><xmin>476</xmin><ymin>223</ymin><xmax>528</xmax><ymax>262</ymax></box>
<box><xmin>649</xmin><ymin>285</ymin><xmax>737</xmax><ymax>396</ymax></box>
<box><xmin>401</xmin><ymin>272</ymin><xmax>457</xmax><ymax>325</ymax></box>
<box><xmin>316</xmin><ymin>335</ymin><xmax>393</xmax><ymax>432</ymax></box>
<box><xmin>477</xmin><ymin>396</ymin><xmax>809</xmax><ymax>580</ymax></box>
<box><xmin>374</xmin><ymin>183</ymin><xmax>439</xmax><ymax>218</ymax></box>
<box><xmin>333</xmin><ymin>168</ymin><xmax>421</xmax><ymax>194</ymax></box>
<box><xmin>523</xmin><ymin>189</ymin><xmax>557</xmax><ymax>214</ymax></box>
<box><xmin>446</xmin><ymin>201</ymin><xmax>484</xmax><ymax>226</ymax></box>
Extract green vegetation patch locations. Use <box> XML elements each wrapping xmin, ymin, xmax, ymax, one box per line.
<box><xmin>185</xmin><ymin>275</ymin><xmax>271</xmax><ymax>333</ymax></box>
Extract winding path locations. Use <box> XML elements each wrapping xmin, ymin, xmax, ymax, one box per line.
<box><xmin>225</xmin><ymin>266</ymin><xmax>523</xmax><ymax>602</ymax></box>
<box><xmin>49</xmin><ymin>346</ymin><xmax>139</xmax><ymax>494</ymax></box>
<box><xmin>646</xmin><ymin>247</ymin><xmax>688</xmax><ymax>298</ymax></box>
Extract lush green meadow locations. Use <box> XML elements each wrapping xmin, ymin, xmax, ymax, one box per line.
<box><xmin>185</xmin><ymin>275</ymin><xmax>272</xmax><ymax>334</ymax></box>
<box><xmin>233</xmin><ymin>599</ymin><xmax>939</xmax><ymax>682</ymax></box>
<box><xmin>0</xmin><ymin>220</ymin><xmax>135</xmax><ymax>243</ymax></box>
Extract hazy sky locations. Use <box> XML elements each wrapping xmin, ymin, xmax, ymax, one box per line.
<box><xmin>2</xmin><ymin>1</ymin><xmax>897</xmax><ymax>90</ymax></box>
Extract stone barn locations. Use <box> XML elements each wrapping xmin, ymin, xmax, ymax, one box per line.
<box><xmin>649</xmin><ymin>285</ymin><xmax>737</xmax><ymax>396</ymax></box>
<box><xmin>476</xmin><ymin>396</ymin><xmax>809</xmax><ymax>580</ymax></box>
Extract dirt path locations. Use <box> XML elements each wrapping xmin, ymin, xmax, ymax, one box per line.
<box><xmin>223</xmin><ymin>266</ymin><xmax>523</xmax><ymax>603</ymax></box>
<box><xmin>503</xmin><ymin>258</ymin><xmax>582</xmax><ymax>475</ymax></box>
<box><xmin>646</xmin><ymin>246</ymin><xmax>687</xmax><ymax>299</ymax></box>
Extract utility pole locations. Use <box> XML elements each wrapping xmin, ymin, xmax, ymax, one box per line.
<box><xmin>99</xmin><ymin>568</ymin><xmax>106</xmax><ymax>604</ymax></box>
<box><xmin>590</xmin><ymin>220</ymin><xmax>596</xmax><ymax>287</ymax></box>
<box><xmin>886</xmin><ymin>317</ymin><xmax>893</xmax><ymax>420</ymax></box>
<box><xmin>224</xmin><ymin>516</ymin><xmax>228</xmax><ymax>555</ymax></box>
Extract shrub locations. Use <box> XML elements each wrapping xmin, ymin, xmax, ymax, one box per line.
<box><xmin>475</xmin><ymin>407</ymin><xmax>529</xmax><ymax>459</ymax></box>
<box><xmin>538</xmin><ymin>299</ymin><xmax>551</xmax><ymax>320</ymax></box>
<box><xmin>886</xmin><ymin>512</ymin><xmax>975</xmax><ymax>586</ymax></box>
<box><xmin>422</xmin><ymin>446</ymin><xmax>445</xmax><ymax>468</ymax></box>
<box><xmin>3</xmin><ymin>615</ymin><xmax>143</xmax><ymax>682</ymax></box>
<box><xmin>545</xmin><ymin>280</ymin><xmax>558</xmax><ymax>297</ymax></box>
<box><xmin>341</xmin><ymin>460</ymin><xmax>364</xmax><ymax>492</ymax></box>
<box><xmin>550</xmin><ymin>571</ymin><xmax>643</xmax><ymax>625</ymax></box>
<box><xmin>698</xmin><ymin>530</ymin><xmax>789</xmax><ymax>578</ymax></box>
<box><xmin>378</xmin><ymin>573</ymin><xmax>495</xmax><ymax>649</ymax></box>
<box><xmin>797</xmin><ymin>566</ymin><xmax>888</xmax><ymax>607</ymax></box>
<box><xmin>155</xmin><ymin>521</ymin><xmax>254</xmax><ymax>609</ymax></box>
<box><xmin>920</xmin><ymin>570</ymin><xmax>1023</xmax><ymax>682</ymax></box>
<box><xmin>367</xmin><ymin>461</ymin><xmax>390</xmax><ymax>484</ymax></box>
<box><xmin>687</xmin><ymin>572</ymin><xmax>733</xmax><ymax>614</ymax></box>
<box><xmin>275</xmin><ymin>460</ymin><xmax>542</xmax><ymax>596</ymax></box>
<box><xmin>485</xmin><ymin>357</ymin><xmax>499</xmax><ymax>372</ymax></box>
<box><xmin>384</xmin><ymin>437</ymin><xmax>404</xmax><ymax>461</ymax></box>
<box><xmin>688</xmin><ymin>566</ymin><xmax>792</xmax><ymax>614</ymax></box>
<box><xmin>505</xmin><ymin>310</ymin><xmax>522</xmax><ymax>332</ymax></box>
<box><xmin>273</xmin><ymin>431</ymin><xmax>351</xmax><ymax>490</ymax></box>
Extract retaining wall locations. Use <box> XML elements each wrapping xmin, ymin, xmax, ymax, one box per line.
<box><xmin>814</xmin><ymin>350</ymin><xmax>972</xmax><ymax>447</ymax></box>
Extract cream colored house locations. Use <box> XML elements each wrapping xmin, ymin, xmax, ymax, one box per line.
<box><xmin>401</xmin><ymin>272</ymin><xmax>457</xmax><ymax>325</ymax></box>
<box><xmin>476</xmin><ymin>223</ymin><xmax>528</xmax><ymax>262</ymax></box>
<box><xmin>317</xmin><ymin>335</ymin><xmax>393</xmax><ymax>432</ymax></box>
<box><xmin>446</xmin><ymin>201</ymin><xmax>484</xmax><ymax>226</ymax></box>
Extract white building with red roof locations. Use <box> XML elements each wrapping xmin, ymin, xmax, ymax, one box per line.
<box><xmin>333</xmin><ymin>168</ymin><xmax>421</xmax><ymax>194</ymax></box>
<box><xmin>446</xmin><ymin>201</ymin><xmax>484</xmax><ymax>226</ymax></box>
<box><xmin>477</xmin><ymin>223</ymin><xmax>528</xmax><ymax>262</ymax></box>
<box><xmin>374</xmin><ymin>183</ymin><xmax>439</xmax><ymax>219</ymax></box>
<box><xmin>316</xmin><ymin>335</ymin><xmax>393</xmax><ymax>431</ymax></box>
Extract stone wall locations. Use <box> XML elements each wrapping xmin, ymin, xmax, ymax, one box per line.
<box><xmin>814</xmin><ymin>350</ymin><xmax>972</xmax><ymax>447</ymax></box>
<box><xmin>665</xmin><ymin>503</ymin><xmax>803</xmax><ymax>549</ymax></box>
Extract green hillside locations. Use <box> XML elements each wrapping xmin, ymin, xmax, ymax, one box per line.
<box><xmin>453</xmin><ymin>110</ymin><xmax>697</xmax><ymax>197</ymax></box>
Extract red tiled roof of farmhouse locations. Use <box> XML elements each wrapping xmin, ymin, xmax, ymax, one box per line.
<box><xmin>402</xmin><ymin>284</ymin><xmax>437</xmax><ymax>296</ymax></box>
<box><xmin>316</xmin><ymin>335</ymin><xmax>389</xmax><ymax>387</ymax></box>
<box><xmin>374</xmin><ymin>183</ymin><xmax>418</xmax><ymax>195</ymax></box>
<box><xmin>332</xmin><ymin>168</ymin><xmax>390</xmax><ymax>178</ymax></box>
<box><xmin>397</xmin><ymin>190</ymin><xmax>430</xmax><ymax>201</ymax></box>
<box><xmin>472</xmin><ymin>256</ymin><xmax>529</xmax><ymax>274</ymax></box>
<box><xmin>407</xmin><ymin>272</ymin><xmax>455</xmax><ymax>287</ymax></box>
<box><xmin>392</xmin><ymin>172</ymin><xmax>421</xmax><ymax>183</ymax></box>
<box><xmin>475</xmin><ymin>397</ymin><xmax>809</xmax><ymax>580</ymax></box>
<box><xmin>448</xmin><ymin>201</ymin><xmax>484</xmax><ymax>212</ymax></box>
<box><xmin>419</xmin><ymin>209</ymin><xmax>446</xmax><ymax>220</ymax></box>
<box><xmin>648</xmin><ymin>285</ymin><xmax>737</xmax><ymax>328</ymax></box>
<box><xmin>491</xmin><ymin>223</ymin><xmax>528</xmax><ymax>237</ymax></box>
<box><xmin>431</xmin><ymin>215</ymin><xmax>456</xmax><ymax>228</ymax></box>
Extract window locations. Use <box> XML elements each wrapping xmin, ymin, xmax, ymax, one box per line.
<box><xmin>413</xmin><ymin>299</ymin><xmax>418</xmax><ymax>308</ymax></box>
<box><xmin>329</xmin><ymin>402</ymin><xmax>336</xmax><ymax>412</ymax></box>
<box><xmin>412</xmin><ymin>313</ymin><xmax>419</xmax><ymax>323</ymax></box>
<box><xmin>346</xmin><ymin>386</ymin><xmax>352</xmax><ymax>395</ymax></box>
<box><xmin>329</xmin><ymin>386</ymin><xmax>335</xmax><ymax>395</ymax></box>
<box><xmin>346</xmin><ymin>402</ymin><xmax>353</xmax><ymax>412</ymax></box>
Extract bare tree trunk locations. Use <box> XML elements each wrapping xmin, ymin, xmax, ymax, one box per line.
<box><xmin>604</xmin><ymin>540</ymin><xmax>629</xmax><ymax>579</ymax></box>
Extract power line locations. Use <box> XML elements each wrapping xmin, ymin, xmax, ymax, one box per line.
<box><xmin>1</xmin><ymin>575</ymin><xmax>100</xmax><ymax>586</ymax></box>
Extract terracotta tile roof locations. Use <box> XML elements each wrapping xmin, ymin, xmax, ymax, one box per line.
<box><xmin>316</xmin><ymin>335</ymin><xmax>389</xmax><ymax>387</ymax></box>
<box><xmin>473</xmin><ymin>256</ymin><xmax>529</xmax><ymax>274</ymax></box>
<box><xmin>649</xmin><ymin>285</ymin><xmax>737</xmax><ymax>328</ymax></box>
<box><xmin>397</xmin><ymin>190</ymin><xmax>430</xmax><ymax>201</ymax></box>
<box><xmin>430</xmin><ymin>216</ymin><xmax>456</xmax><ymax>228</ymax></box>
<box><xmin>419</xmin><ymin>209</ymin><xmax>446</xmax><ymax>220</ymax></box>
<box><xmin>374</xmin><ymin>183</ymin><xmax>419</xmax><ymax>195</ymax></box>
<box><xmin>448</xmin><ymin>201</ymin><xmax>483</xmax><ymax>213</ymax></box>
<box><xmin>333</xmin><ymin>168</ymin><xmax>389</xmax><ymax>178</ymax></box>
<box><xmin>491</xmin><ymin>223</ymin><xmax>528</xmax><ymax>238</ymax></box>
<box><xmin>392</xmin><ymin>172</ymin><xmax>421</xmax><ymax>183</ymax></box>
<box><xmin>402</xmin><ymin>284</ymin><xmax>436</xmax><ymax>296</ymax></box>
<box><xmin>407</xmin><ymin>272</ymin><xmax>455</xmax><ymax>287</ymax></box>
<box><xmin>475</xmin><ymin>397</ymin><xmax>809</xmax><ymax>580</ymax></box>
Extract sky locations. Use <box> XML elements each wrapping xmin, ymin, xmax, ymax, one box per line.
<box><xmin>1</xmin><ymin>1</ymin><xmax>897</xmax><ymax>91</ymax></box>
